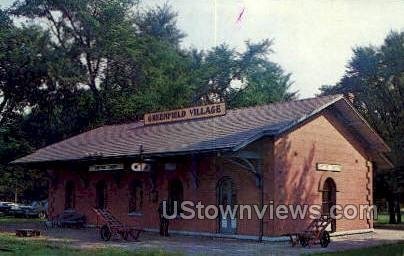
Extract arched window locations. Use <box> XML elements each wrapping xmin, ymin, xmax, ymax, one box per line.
<box><xmin>168</xmin><ymin>179</ymin><xmax>183</xmax><ymax>212</ymax></box>
<box><xmin>129</xmin><ymin>180</ymin><xmax>143</xmax><ymax>213</ymax></box>
<box><xmin>65</xmin><ymin>181</ymin><xmax>75</xmax><ymax>209</ymax></box>
<box><xmin>95</xmin><ymin>180</ymin><xmax>107</xmax><ymax>209</ymax></box>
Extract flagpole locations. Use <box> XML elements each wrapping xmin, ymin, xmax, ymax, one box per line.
<box><xmin>214</xmin><ymin>0</ymin><xmax>217</xmax><ymax>46</ymax></box>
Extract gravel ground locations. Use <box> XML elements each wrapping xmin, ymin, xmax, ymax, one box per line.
<box><xmin>1</xmin><ymin>221</ymin><xmax>404</xmax><ymax>256</ymax></box>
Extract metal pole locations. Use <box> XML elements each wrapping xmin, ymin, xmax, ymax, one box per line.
<box><xmin>259</xmin><ymin>173</ymin><xmax>264</xmax><ymax>242</ymax></box>
<box><xmin>258</xmin><ymin>159</ymin><xmax>264</xmax><ymax>242</ymax></box>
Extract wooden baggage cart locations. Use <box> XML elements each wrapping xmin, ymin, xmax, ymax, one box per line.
<box><xmin>286</xmin><ymin>215</ymin><xmax>332</xmax><ymax>248</ymax></box>
<box><xmin>93</xmin><ymin>208</ymin><xmax>143</xmax><ymax>241</ymax></box>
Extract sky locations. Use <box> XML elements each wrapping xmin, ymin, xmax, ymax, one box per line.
<box><xmin>1</xmin><ymin>0</ymin><xmax>404</xmax><ymax>98</ymax></box>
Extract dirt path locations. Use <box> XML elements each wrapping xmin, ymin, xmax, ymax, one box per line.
<box><xmin>1</xmin><ymin>221</ymin><xmax>404</xmax><ymax>255</ymax></box>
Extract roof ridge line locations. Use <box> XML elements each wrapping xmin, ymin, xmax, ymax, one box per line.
<box><xmin>225</xmin><ymin>94</ymin><xmax>343</xmax><ymax>114</ymax></box>
<box><xmin>231</xmin><ymin>94</ymin><xmax>345</xmax><ymax>151</ymax></box>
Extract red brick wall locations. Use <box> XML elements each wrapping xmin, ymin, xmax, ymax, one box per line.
<box><xmin>272</xmin><ymin>110</ymin><xmax>373</xmax><ymax>235</ymax></box>
<box><xmin>48</xmin><ymin>110</ymin><xmax>373</xmax><ymax>237</ymax></box>
<box><xmin>48</xmin><ymin>155</ymin><xmax>264</xmax><ymax>236</ymax></box>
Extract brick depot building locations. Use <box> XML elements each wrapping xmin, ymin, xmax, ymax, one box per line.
<box><xmin>13</xmin><ymin>95</ymin><xmax>392</xmax><ymax>240</ymax></box>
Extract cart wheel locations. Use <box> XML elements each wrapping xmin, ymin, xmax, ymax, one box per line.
<box><xmin>299</xmin><ymin>236</ymin><xmax>309</xmax><ymax>248</ymax></box>
<box><xmin>320</xmin><ymin>231</ymin><xmax>330</xmax><ymax>248</ymax></box>
<box><xmin>122</xmin><ymin>232</ymin><xmax>129</xmax><ymax>241</ymax></box>
<box><xmin>38</xmin><ymin>211</ymin><xmax>46</xmax><ymax>220</ymax></box>
<box><xmin>100</xmin><ymin>225</ymin><xmax>112</xmax><ymax>241</ymax></box>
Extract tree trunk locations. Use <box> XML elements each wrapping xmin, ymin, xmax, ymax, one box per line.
<box><xmin>387</xmin><ymin>192</ymin><xmax>397</xmax><ymax>224</ymax></box>
<box><xmin>396</xmin><ymin>194</ymin><xmax>402</xmax><ymax>224</ymax></box>
<box><xmin>85</xmin><ymin>51</ymin><xmax>103</xmax><ymax>122</ymax></box>
<box><xmin>0</xmin><ymin>98</ymin><xmax>10</xmax><ymax>127</ymax></box>
<box><xmin>14</xmin><ymin>188</ymin><xmax>18</xmax><ymax>203</ymax></box>
<box><xmin>88</xmin><ymin>77</ymin><xmax>103</xmax><ymax>122</ymax></box>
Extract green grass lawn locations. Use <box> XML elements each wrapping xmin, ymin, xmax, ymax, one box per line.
<box><xmin>0</xmin><ymin>233</ymin><xmax>182</xmax><ymax>256</ymax></box>
<box><xmin>375</xmin><ymin>213</ymin><xmax>390</xmax><ymax>224</ymax></box>
<box><xmin>375</xmin><ymin>213</ymin><xmax>404</xmax><ymax>230</ymax></box>
<box><xmin>309</xmin><ymin>243</ymin><xmax>404</xmax><ymax>256</ymax></box>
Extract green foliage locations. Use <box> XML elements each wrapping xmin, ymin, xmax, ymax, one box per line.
<box><xmin>0</xmin><ymin>23</ymin><xmax>51</xmax><ymax>126</ymax></box>
<box><xmin>319</xmin><ymin>31</ymin><xmax>404</xmax><ymax>224</ymax></box>
<box><xmin>0</xmin><ymin>9</ymin><xmax>12</xmax><ymax>29</ymax></box>
<box><xmin>192</xmin><ymin>40</ymin><xmax>297</xmax><ymax>105</ymax></box>
<box><xmin>135</xmin><ymin>3</ymin><xmax>186</xmax><ymax>47</ymax></box>
<box><xmin>194</xmin><ymin>44</ymin><xmax>238</xmax><ymax>103</ymax></box>
<box><xmin>0</xmin><ymin>1</ymin><xmax>297</xmax><ymax>201</ymax></box>
<box><xmin>319</xmin><ymin>31</ymin><xmax>404</xmax><ymax>170</ymax></box>
<box><xmin>10</xmin><ymin>0</ymin><xmax>140</xmax><ymax>120</ymax></box>
<box><xmin>230</xmin><ymin>62</ymin><xmax>296</xmax><ymax>108</ymax></box>
<box><xmin>0</xmin><ymin>120</ymin><xmax>48</xmax><ymax>201</ymax></box>
<box><xmin>102</xmin><ymin>38</ymin><xmax>195</xmax><ymax>123</ymax></box>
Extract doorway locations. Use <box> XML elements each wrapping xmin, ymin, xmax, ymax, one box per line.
<box><xmin>322</xmin><ymin>178</ymin><xmax>337</xmax><ymax>232</ymax></box>
<box><xmin>65</xmin><ymin>181</ymin><xmax>75</xmax><ymax>209</ymax></box>
<box><xmin>96</xmin><ymin>180</ymin><xmax>107</xmax><ymax>209</ymax></box>
<box><xmin>217</xmin><ymin>177</ymin><xmax>237</xmax><ymax>234</ymax></box>
<box><xmin>168</xmin><ymin>179</ymin><xmax>183</xmax><ymax>215</ymax></box>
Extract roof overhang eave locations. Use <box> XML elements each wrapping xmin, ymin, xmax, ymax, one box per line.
<box><xmin>9</xmin><ymin>147</ymin><xmax>235</xmax><ymax>167</ymax></box>
<box><xmin>233</xmin><ymin>95</ymin><xmax>346</xmax><ymax>152</ymax></box>
<box><xmin>337</xmin><ymin>98</ymin><xmax>391</xmax><ymax>153</ymax></box>
<box><xmin>372</xmin><ymin>152</ymin><xmax>394</xmax><ymax>170</ymax></box>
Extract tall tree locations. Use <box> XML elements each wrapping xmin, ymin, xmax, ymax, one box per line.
<box><xmin>192</xmin><ymin>40</ymin><xmax>297</xmax><ymax>105</ymax></box>
<box><xmin>0</xmin><ymin>10</ymin><xmax>52</xmax><ymax>126</ymax></box>
<box><xmin>102</xmin><ymin>37</ymin><xmax>195</xmax><ymax>123</ymax></box>
<box><xmin>230</xmin><ymin>62</ymin><xmax>295</xmax><ymax>108</ymax></box>
<box><xmin>10</xmin><ymin>0</ymin><xmax>139</xmax><ymax>120</ymax></box>
<box><xmin>320</xmin><ymin>31</ymin><xmax>404</xmax><ymax>224</ymax></box>
<box><xmin>0</xmin><ymin>8</ymin><xmax>93</xmax><ymax>202</ymax></box>
<box><xmin>135</xmin><ymin>3</ymin><xmax>185</xmax><ymax>47</ymax></box>
<box><xmin>1</xmin><ymin>1</ymin><xmax>298</xmax><ymax>202</ymax></box>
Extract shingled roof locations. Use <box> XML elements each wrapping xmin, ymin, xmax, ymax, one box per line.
<box><xmin>12</xmin><ymin>94</ymin><xmax>389</xmax><ymax>164</ymax></box>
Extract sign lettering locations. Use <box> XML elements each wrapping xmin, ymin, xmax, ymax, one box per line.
<box><xmin>316</xmin><ymin>163</ymin><xmax>342</xmax><ymax>172</ymax></box>
<box><xmin>89</xmin><ymin>163</ymin><xmax>124</xmax><ymax>172</ymax></box>
<box><xmin>144</xmin><ymin>103</ymin><xmax>226</xmax><ymax>125</ymax></box>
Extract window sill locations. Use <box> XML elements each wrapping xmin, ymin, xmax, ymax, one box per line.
<box><xmin>128</xmin><ymin>212</ymin><xmax>143</xmax><ymax>217</ymax></box>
